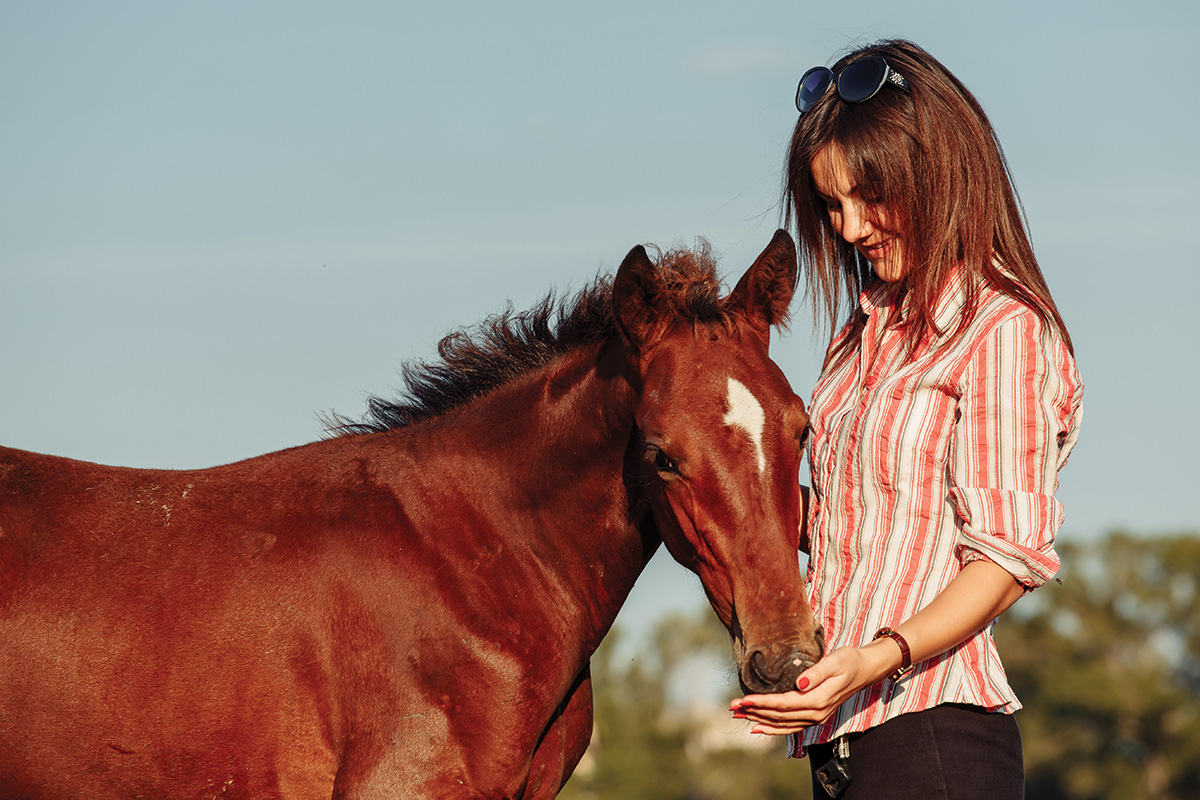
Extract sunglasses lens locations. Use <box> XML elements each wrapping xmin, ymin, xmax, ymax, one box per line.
<box><xmin>837</xmin><ymin>58</ymin><xmax>887</xmax><ymax>103</ymax></box>
<box><xmin>796</xmin><ymin>67</ymin><xmax>833</xmax><ymax>112</ymax></box>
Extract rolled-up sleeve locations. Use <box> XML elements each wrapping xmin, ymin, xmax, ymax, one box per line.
<box><xmin>949</xmin><ymin>311</ymin><xmax>1084</xmax><ymax>588</ymax></box>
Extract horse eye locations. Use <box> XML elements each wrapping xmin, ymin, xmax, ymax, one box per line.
<box><xmin>647</xmin><ymin>446</ymin><xmax>678</xmax><ymax>475</ymax></box>
<box><xmin>797</xmin><ymin>425</ymin><xmax>812</xmax><ymax>452</ymax></box>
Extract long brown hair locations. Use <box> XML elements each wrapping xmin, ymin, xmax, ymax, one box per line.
<box><xmin>784</xmin><ymin>39</ymin><xmax>1073</xmax><ymax>367</ymax></box>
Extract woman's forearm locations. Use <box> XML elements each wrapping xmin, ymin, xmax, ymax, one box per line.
<box><xmin>889</xmin><ymin>559</ymin><xmax>1024</xmax><ymax>664</ymax></box>
<box><xmin>855</xmin><ymin>559</ymin><xmax>1027</xmax><ymax>685</ymax></box>
<box><xmin>732</xmin><ymin>559</ymin><xmax>1028</xmax><ymax>733</ymax></box>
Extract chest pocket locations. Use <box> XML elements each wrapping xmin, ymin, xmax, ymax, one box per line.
<box><xmin>860</xmin><ymin>377</ymin><xmax>959</xmax><ymax>495</ymax></box>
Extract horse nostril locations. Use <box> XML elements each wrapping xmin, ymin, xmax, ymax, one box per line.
<box><xmin>742</xmin><ymin>650</ymin><xmax>783</xmax><ymax>692</ymax></box>
<box><xmin>744</xmin><ymin>648</ymin><xmax>812</xmax><ymax>694</ymax></box>
<box><xmin>749</xmin><ymin>650</ymin><xmax>773</xmax><ymax>684</ymax></box>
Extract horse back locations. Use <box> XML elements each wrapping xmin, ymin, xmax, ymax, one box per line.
<box><xmin>0</xmin><ymin>443</ymin><xmax>428</xmax><ymax>797</ymax></box>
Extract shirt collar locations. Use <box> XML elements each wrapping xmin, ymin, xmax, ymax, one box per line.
<box><xmin>857</xmin><ymin>263</ymin><xmax>976</xmax><ymax>331</ymax></box>
<box><xmin>858</xmin><ymin>280</ymin><xmax>903</xmax><ymax>319</ymax></box>
<box><xmin>930</xmin><ymin>265</ymin><xmax>973</xmax><ymax>331</ymax></box>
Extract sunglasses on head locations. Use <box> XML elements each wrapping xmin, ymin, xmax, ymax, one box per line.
<box><xmin>795</xmin><ymin>55</ymin><xmax>910</xmax><ymax>114</ymax></box>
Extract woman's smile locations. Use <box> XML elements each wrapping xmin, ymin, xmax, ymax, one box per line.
<box><xmin>859</xmin><ymin>239</ymin><xmax>893</xmax><ymax>262</ymax></box>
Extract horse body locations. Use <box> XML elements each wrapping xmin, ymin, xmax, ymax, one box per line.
<box><xmin>0</xmin><ymin>231</ymin><xmax>823</xmax><ymax>798</ymax></box>
<box><xmin>0</xmin><ymin>360</ymin><xmax>638</xmax><ymax>798</ymax></box>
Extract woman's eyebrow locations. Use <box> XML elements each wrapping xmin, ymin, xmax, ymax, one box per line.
<box><xmin>815</xmin><ymin>184</ymin><xmax>860</xmax><ymax>202</ymax></box>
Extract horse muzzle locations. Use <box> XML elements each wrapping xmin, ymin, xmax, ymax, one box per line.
<box><xmin>738</xmin><ymin>628</ymin><xmax>825</xmax><ymax>694</ymax></box>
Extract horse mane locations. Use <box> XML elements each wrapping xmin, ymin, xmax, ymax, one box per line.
<box><xmin>332</xmin><ymin>241</ymin><xmax>731</xmax><ymax>434</ymax></box>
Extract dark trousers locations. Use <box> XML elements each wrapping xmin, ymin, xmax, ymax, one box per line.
<box><xmin>806</xmin><ymin>704</ymin><xmax>1025</xmax><ymax>799</ymax></box>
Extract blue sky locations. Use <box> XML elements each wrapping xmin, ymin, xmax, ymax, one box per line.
<box><xmin>3</xmin><ymin>1</ymin><xmax>1197</xmax><ymax>641</ymax></box>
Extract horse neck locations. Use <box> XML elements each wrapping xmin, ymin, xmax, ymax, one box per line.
<box><xmin>434</xmin><ymin>338</ymin><xmax>655</xmax><ymax>646</ymax></box>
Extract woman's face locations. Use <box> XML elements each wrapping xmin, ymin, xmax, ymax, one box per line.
<box><xmin>810</xmin><ymin>143</ymin><xmax>905</xmax><ymax>282</ymax></box>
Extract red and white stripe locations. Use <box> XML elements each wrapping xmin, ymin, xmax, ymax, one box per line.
<box><xmin>789</xmin><ymin>269</ymin><xmax>1084</xmax><ymax>756</ymax></box>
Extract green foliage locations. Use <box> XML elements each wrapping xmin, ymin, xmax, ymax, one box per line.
<box><xmin>558</xmin><ymin>612</ymin><xmax>813</xmax><ymax>800</ymax></box>
<box><xmin>559</xmin><ymin>531</ymin><xmax>1200</xmax><ymax>799</ymax></box>
<box><xmin>997</xmin><ymin>531</ymin><xmax>1200</xmax><ymax>799</ymax></box>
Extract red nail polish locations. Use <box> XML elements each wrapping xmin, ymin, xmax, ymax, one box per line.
<box><xmin>797</xmin><ymin>676</ymin><xmax>810</xmax><ymax>690</ymax></box>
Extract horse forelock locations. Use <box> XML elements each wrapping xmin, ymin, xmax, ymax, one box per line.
<box><xmin>331</xmin><ymin>242</ymin><xmax>740</xmax><ymax>435</ymax></box>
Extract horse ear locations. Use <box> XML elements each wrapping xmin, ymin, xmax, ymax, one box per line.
<box><xmin>727</xmin><ymin>229</ymin><xmax>798</xmax><ymax>332</ymax></box>
<box><xmin>612</xmin><ymin>244</ymin><xmax>660</xmax><ymax>352</ymax></box>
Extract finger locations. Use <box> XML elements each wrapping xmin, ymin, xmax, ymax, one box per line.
<box><xmin>731</xmin><ymin>693</ymin><xmax>782</xmax><ymax>710</ymax></box>
<box><xmin>795</xmin><ymin>656</ymin><xmax>836</xmax><ymax>691</ymax></box>
<box><xmin>730</xmin><ymin>693</ymin><xmax>796</xmax><ymax>713</ymax></box>
<box><xmin>736</xmin><ymin>663</ymin><xmax>824</xmax><ymax>708</ymax></box>
<box><xmin>733</xmin><ymin>700</ymin><xmax>827</xmax><ymax>726</ymax></box>
<box><xmin>733</xmin><ymin>676</ymin><xmax>836</xmax><ymax>714</ymax></box>
<box><xmin>748</xmin><ymin>721</ymin><xmax>810</xmax><ymax>735</ymax></box>
<box><xmin>738</xmin><ymin>704</ymin><xmax>826</xmax><ymax>725</ymax></box>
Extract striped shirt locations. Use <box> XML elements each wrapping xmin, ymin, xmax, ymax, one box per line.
<box><xmin>788</xmin><ymin>268</ymin><xmax>1084</xmax><ymax>756</ymax></box>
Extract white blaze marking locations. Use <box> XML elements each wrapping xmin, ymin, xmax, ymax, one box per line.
<box><xmin>723</xmin><ymin>378</ymin><xmax>766</xmax><ymax>474</ymax></box>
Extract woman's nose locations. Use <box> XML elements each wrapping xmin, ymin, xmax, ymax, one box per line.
<box><xmin>839</xmin><ymin>201</ymin><xmax>872</xmax><ymax>242</ymax></box>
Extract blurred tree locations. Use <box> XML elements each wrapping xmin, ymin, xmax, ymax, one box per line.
<box><xmin>558</xmin><ymin>611</ymin><xmax>813</xmax><ymax>800</ymax></box>
<box><xmin>559</xmin><ymin>531</ymin><xmax>1200</xmax><ymax>799</ymax></box>
<box><xmin>998</xmin><ymin>532</ymin><xmax>1200</xmax><ymax>799</ymax></box>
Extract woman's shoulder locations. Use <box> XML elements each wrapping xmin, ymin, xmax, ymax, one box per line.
<box><xmin>963</xmin><ymin>271</ymin><xmax>1066</xmax><ymax>345</ymax></box>
<box><xmin>963</xmin><ymin>276</ymin><xmax>1082</xmax><ymax>389</ymax></box>
<box><xmin>978</xmin><ymin>281</ymin><xmax>1045</xmax><ymax>328</ymax></box>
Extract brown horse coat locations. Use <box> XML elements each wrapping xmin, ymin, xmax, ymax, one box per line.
<box><xmin>0</xmin><ymin>231</ymin><xmax>822</xmax><ymax>799</ymax></box>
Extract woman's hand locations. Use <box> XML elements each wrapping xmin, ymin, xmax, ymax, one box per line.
<box><xmin>730</xmin><ymin>561</ymin><xmax>1027</xmax><ymax>735</ymax></box>
<box><xmin>730</xmin><ymin>640</ymin><xmax>899</xmax><ymax>734</ymax></box>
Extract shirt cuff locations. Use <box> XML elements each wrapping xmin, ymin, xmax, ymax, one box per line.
<box><xmin>951</xmin><ymin>487</ymin><xmax>1062</xmax><ymax>588</ymax></box>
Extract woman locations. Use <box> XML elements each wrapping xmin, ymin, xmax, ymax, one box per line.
<box><xmin>730</xmin><ymin>40</ymin><xmax>1083</xmax><ymax>798</ymax></box>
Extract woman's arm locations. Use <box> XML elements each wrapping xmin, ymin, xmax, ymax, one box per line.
<box><xmin>730</xmin><ymin>559</ymin><xmax>1025</xmax><ymax>733</ymax></box>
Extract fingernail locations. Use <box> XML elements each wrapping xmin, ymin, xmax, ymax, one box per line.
<box><xmin>732</xmin><ymin>712</ymin><xmax>746</xmax><ymax>720</ymax></box>
<box><xmin>796</xmin><ymin>676</ymin><xmax>810</xmax><ymax>690</ymax></box>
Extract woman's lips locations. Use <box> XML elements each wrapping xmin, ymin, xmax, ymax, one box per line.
<box><xmin>859</xmin><ymin>240</ymin><xmax>891</xmax><ymax>261</ymax></box>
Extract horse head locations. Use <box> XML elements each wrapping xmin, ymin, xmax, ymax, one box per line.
<box><xmin>612</xmin><ymin>229</ymin><xmax>824</xmax><ymax>694</ymax></box>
